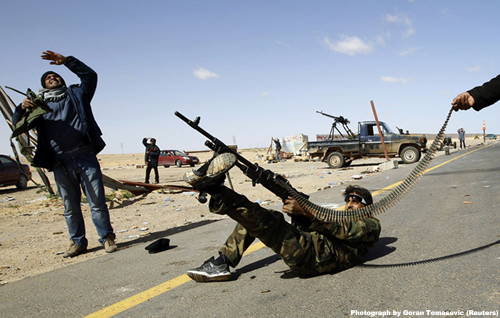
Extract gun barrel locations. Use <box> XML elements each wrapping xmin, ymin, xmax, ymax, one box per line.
<box><xmin>5</xmin><ymin>86</ymin><xmax>27</xmax><ymax>97</ymax></box>
<box><xmin>176</xmin><ymin>111</ymin><xmax>256</xmax><ymax>168</ymax></box>
<box><xmin>174</xmin><ymin>111</ymin><xmax>216</xmax><ymax>142</ymax></box>
<box><xmin>316</xmin><ymin>111</ymin><xmax>338</xmax><ymax>119</ymax></box>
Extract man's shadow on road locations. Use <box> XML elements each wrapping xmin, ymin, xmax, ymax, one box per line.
<box><xmin>85</xmin><ymin>219</ymin><xmax>221</xmax><ymax>254</ymax></box>
<box><xmin>231</xmin><ymin>254</ymin><xmax>283</xmax><ymax>280</ymax></box>
<box><xmin>230</xmin><ymin>237</ymin><xmax>398</xmax><ymax>281</ymax></box>
<box><xmin>279</xmin><ymin>237</ymin><xmax>398</xmax><ymax>280</ymax></box>
<box><xmin>358</xmin><ymin>236</ymin><xmax>398</xmax><ymax>264</ymax></box>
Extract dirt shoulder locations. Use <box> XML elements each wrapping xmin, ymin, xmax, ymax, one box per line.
<box><xmin>0</xmin><ymin>138</ymin><xmax>487</xmax><ymax>285</ymax></box>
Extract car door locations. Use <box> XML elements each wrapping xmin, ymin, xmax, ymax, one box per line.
<box><xmin>362</xmin><ymin>124</ymin><xmax>384</xmax><ymax>155</ymax></box>
<box><xmin>0</xmin><ymin>156</ymin><xmax>18</xmax><ymax>186</ymax></box>
<box><xmin>361</xmin><ymin>123</ymin><xmax>395</xmax><ymax>155</ymax></box>
<box><xmin>159</xmin><ymin>151</ymin><xmax>174</xmax><ymax>166</ymax></box>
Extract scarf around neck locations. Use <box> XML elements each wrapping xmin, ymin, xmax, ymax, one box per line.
<box><xmin>38</xmin><ymin>85</ymin><xmax>68</xmax><ymax>102</ymax></box>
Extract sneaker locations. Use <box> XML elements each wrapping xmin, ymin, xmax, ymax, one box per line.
<box><xmin>187</xmin><ymin>256</ymin><xmax>232</xmax><ymax>282</ymax></box>
<box><xmin>63</xmin><ymin>241</ymin><xmax>87</xmax><ymax>258</ymax></box>
<box><xmin>104</xmin><ymin>234</ymin><xmax>118</xmax><ymax>253</ymax></box>
<box><xmin>183</xmin><ymin>153</ymin><xmax>237</xmax><ymax>190</ymax></box>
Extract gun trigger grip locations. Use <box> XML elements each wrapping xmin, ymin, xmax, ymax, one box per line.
<box><xmin>197</xmin><ymin>191</ymin><xmax>208</xmax><ymax>204</ymax></box>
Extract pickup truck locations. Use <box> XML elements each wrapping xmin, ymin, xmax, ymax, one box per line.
<box><xmin>306</xmin><ymin>121</ymin><xmax>427</xmax><ymax>168</ymax></box>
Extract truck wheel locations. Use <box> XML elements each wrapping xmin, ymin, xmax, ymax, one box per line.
<box><xmin>326</xmin><ymin>152</ymin><xmax>344</xmax><ymax>169</ymax></box>
<box><xmin>401</xmin><ymin>146</ymin><xmax>420</xmax><ymax>164</ymax></box>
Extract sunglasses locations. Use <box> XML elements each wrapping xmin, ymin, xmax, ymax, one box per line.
<box><xmin>344</xmin><ymin>193</ymin><xmax>367</xmax><ymax>205</ymax></box>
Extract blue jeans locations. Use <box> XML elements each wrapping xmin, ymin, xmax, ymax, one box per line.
<box><xmin>53</xmin><ymin>149</ymin><xmax>114</xmax><ymax>247</ymax></box>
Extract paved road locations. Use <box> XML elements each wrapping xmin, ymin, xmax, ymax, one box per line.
<box><xmin>1</xmin><ymin>143</ymin><xmax>498</xmax><ymax>318</ymax></box>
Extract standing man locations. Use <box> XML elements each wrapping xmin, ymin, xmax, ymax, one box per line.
<box><xmin>452</xmin><ymin>74</ymin><xmax>500</xmax><ymax>111</ymax></box>
<box><xmin>12</xmin><ymin>50</ymin><xmax>117</xmax><ymax>258</ymax></box>
<box><xmin>457</xmin><ymin>128</ymin><xmax>466</xmax><ymax>149</ymax></box>
<box><xmin>273</xmin><ymin>138</ymin><xmax>282</xmax><ymax>161</ymax></box>
<box><xmin>143</xmin><ymin>137</ymin><xmax>160</xmax><ymax>184</ymax></box>
<box><xmin>184</xmin><ymin>153</ymin><xmax>381</xmax><ymax>282</ymax></box>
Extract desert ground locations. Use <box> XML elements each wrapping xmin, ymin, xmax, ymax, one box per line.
<box><xmin>0</xmin><ymin>137</ymin><xmax>488</xmax><ymax>285</ymax></box>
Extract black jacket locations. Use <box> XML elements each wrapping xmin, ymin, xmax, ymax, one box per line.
<box><xmin>469</xmin><ymin>74</ymin><xmax>500</xmax><ymax>111</ymax></box>
<box><xmin>143</xmin><ymin>138</ymin><xmax>160</xmax><ymax>165</ymax></box>
<box><xmin>13</xmin><ymin>56</ymin><xmax>105</xmax><ymax>170</ymax></box>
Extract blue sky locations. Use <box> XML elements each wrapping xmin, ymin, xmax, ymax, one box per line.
<box><xmin>1</xmin><ymin>0</ymin><xmax>499</xmax><ymax>155</ymax></box>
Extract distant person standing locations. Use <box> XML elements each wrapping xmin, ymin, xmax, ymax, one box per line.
<box><xmin>452</xmin><ymin>74</ymin><xmax>500</xmax><ymax>111</ymax></box>
<box><xmin>273</xmin><ymin>138</ymin><xmax>282</xmax><ymax>161</ymax></box>
<box><xmin>457</xmin><ymin>128</ymin><xmax>466</xmax><ymax>149</ymax></box>
<box><xmin>143</xmin><ymin>137</ymin><xmax>160</xmax><ymax>183</ymax></box>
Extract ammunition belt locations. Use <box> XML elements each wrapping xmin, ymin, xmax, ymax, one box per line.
<box><xmin>278</xmin><ymin>107</ymin><xmax>454</xmax><ymax>224</ymax></box>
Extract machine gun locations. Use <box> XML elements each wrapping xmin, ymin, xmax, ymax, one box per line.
<box><xmin>175</xmin><ymin>111</ymin><xmax>312</xmax><ymax>229</ymax></box>
<box><xmin>316</xmin><ymin>111</ymin><xmax>355</xmax><ymax>140</ymax></box>
<box><xmin>3</xmin><ymin>86</ymin><xmax>55</xmax><ymax>194</ymax></box>
<box><xmin>5</xmin><ymin>86</ymin><xmax>53</xmax><ymax>141</ymax></box>
<box><xmin>5</xmin><ymin>87</ymin><xmax>52</xmax><ymax>113</ymax></box>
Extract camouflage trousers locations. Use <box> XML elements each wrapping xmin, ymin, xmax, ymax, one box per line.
<box><xmin>211</xmin><ymin>188</ymin><xmax>361</xmax><ymax>276</ymax></box>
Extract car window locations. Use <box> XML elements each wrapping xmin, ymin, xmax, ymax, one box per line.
<box><xmin>173</xmin><ymin>150</ymin><xmax>185</xmax><ymax>156</ymax></box>
<box><xmin>0</xmin><ymin>156</ymin><xmax>15</xmax><ymax>167</ymax></box>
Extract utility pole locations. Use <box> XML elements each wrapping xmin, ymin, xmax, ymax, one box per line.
<box><xmin>483</xmin><ymin>120</ymin><xmax>486</xmax><ymax>142</ymax></box>
<box><xmin>370</xmin><ymin>100</ymin><xmax>390</xmax><ymax>161</ymax></box>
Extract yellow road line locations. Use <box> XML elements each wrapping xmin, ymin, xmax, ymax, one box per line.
<box><xmin>85</xmin><ymin>145</ymin><xmax>491</xmax><ymax>318</ymax></box>
<box><xmin>85</xmin><ymin>241</ymin><xmax>267</xmax><ymax>318</ymax></box>
<box><xmin>85</xmin><ymin>275</ymin><xmax>192</xmax><ymax>318</ymax></box>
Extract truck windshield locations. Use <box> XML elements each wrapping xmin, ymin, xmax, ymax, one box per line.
<box><xmin>380</xmin><ymin>123</ymin><xmax>394</xmax><ymax>135</ymax></box>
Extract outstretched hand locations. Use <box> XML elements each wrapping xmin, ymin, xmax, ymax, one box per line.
<box><xmin>452</xmin><ymin>92</ymin><xmax>475</xmax><ymax>111</ymax></box>
<box><xmin>41</xmin><ymin>50</ymin><xmax>67</xmax><ymax>65</ymax></box>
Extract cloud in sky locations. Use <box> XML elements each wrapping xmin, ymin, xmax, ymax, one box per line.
<box><xmin>260</xmin><ymin>92</ymin><xmax>270</xmax><ymax>96</ymax></box>
<box><xmin>275</xmin><ymin>40</ymin><xmax>294</xmax><ymax>51</ymax></box>
<box><xmin>467</xmin><ymin>66</ymin><xmax>482</xmax><ymax>72</ymax></box>
<box><xmin>398</xmin><ymin>47</ymin><xmax>420</xmax><ymax>57</ymax></box>
<box><xmin>384</xmin><ymin>11</ymin><xmax>415</xmax><ymax>38</ymax></box>
<box><xmin>323</xmin><ymin>35</ymin><xmax>374</xmax><ymax>56</ymax></box>
<box><xmin>381</xmin><ymin>76</ymin><xmax>411</xmax><ymax>83</ymax></box>
<box><xmin>193</xmin><ymin>67</ymin><xmax>219</xmax><ymax>80</ymax></box>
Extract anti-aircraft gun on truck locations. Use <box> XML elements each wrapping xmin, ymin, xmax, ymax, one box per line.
<box><xmin>316</xmin><ymin>111</ymin><xmax>356</xmax><ymax>140</ymax></box>
<box><xmin>306</xmin><ymin>112</ymin><xmax>428</xmax><ymax>169</ymax></box>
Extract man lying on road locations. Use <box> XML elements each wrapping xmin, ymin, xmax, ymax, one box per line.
<box><xmin>183</xmin><ymin>153</ymin><xmax>381</xmax><ymax>282</ymax></box>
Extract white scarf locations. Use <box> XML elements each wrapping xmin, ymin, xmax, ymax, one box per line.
<box><xmin>38</xmin><ymin>85</ymin><xmax>68</xmax><ymax>102</ymax></box>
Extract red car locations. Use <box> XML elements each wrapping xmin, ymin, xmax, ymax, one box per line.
<box><xmin>158</xmin><ymin>150</ymin><xmax>199</xmax><ymax>168</ymax></box>
<box><xmin>0</xmin><ymin>154</ymin><xmax>31</xmax><ymax>189</ymax></box>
